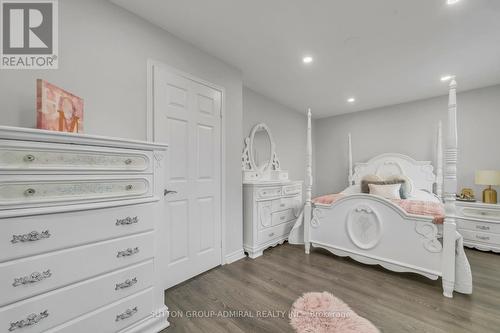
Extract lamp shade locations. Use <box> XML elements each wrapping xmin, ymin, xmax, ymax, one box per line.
<box><xmin>475</xmin><ymin>170</ymin><xmax>500</xmax><ymax>186</ymax></box>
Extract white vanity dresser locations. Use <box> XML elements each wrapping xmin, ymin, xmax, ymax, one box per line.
<box><xmin>242</xmin><ymin>124</ymin><xmax>302</xmax><ymax>259</ymax></box>
<box><xmin>0</xmin><ymin>127</ymin><xmax>169</xmax><ymax>333</ymax></box>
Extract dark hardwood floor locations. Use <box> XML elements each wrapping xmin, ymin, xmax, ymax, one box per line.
<box><xmin>162</xmin><ymin>243</ymin><xmax>500</xmax><ymax>333</ymax></box>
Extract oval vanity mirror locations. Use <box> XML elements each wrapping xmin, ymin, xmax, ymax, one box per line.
<box><xmin>251</xmin><ymin>126</ymin><xmax>272</xmax><ymax>172</ymax></box>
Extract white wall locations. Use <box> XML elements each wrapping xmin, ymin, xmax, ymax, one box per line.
<box><xmin>0</xmin><ymin>0</ymin><xmax>244</xmax><ymax>260</ymax></box>
<box><xmin>314</xmin><ymin>84</ymin><xmax>500</xmax><ymax>199</ymax></box>
<box><xmin>243</xmin><ymin>87</ymin><xmax>307</xmax><ymax>184</ymax></box>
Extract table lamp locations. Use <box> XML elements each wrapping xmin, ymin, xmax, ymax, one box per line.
<box><xmin>475</xmin><ymin>170</ymin><xmax>500</xmax><ymax>204</ymax></box>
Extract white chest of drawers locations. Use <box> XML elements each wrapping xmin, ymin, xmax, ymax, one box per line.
<box><xmin>243</xmin><ymin>181</ymin><xmax>303</xmax><ymax>258</ymax></box>
<box><xmin>456</xmin><ymin>201</ymin><xmax>500</xmax><ymax>253</ymax></box>
<box><xmin>0</xmin><ymin>127</ymin><xmax>169</xmax><ymax>333</ymax></box>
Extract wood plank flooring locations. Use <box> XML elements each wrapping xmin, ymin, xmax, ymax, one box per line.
<box><xmin>162</xmin><ymin>244</ymin><xmax>500</xmax><ymax>332</ymax></box>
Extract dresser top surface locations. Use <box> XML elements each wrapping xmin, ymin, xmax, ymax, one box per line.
<box><xmin>243</xmin><ymin>180</ymin><xmax>303</xmax><ymax>187</ymax></box>
<box><xmin>456</xmin><ymin>200</ymin><xmax>500</xmax><ymax>210</ymax></box>
<box><xmin>0</xmin><ymin>126</ymin><xmax>168</xmax><ymax>151</ymax></box>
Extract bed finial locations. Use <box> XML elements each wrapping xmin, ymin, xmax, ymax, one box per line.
<box><xmin>442</xmin><ymin>78</ymin><xmax>458</xmax><ymax>298</ymax></box>
<box><xmin>348</xmin><ymin>133</ymin><xmax>353</xmax><ymax>185</ymax></box>
<box><xmin>436</xmin><ymin>121</ymin><xmax>443</xmax><ymax>200</ymax></box>
<box><xmin>304</xmin><ymin>108</ymin><xmax>313</xmax><ymax>254</ymax></box>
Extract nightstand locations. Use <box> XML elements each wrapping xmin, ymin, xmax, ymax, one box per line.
<box><xmin>456</xmin><ymin>201</ymin><xmax>500</xmax><ymax>253</ymax></box>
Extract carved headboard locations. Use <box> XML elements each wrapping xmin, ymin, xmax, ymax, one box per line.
<box><xmin>352</xmin><ymin>153</ymin><xmax>436</xmax><ymax>193</ymax></box>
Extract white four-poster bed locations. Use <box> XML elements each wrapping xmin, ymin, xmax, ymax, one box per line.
<box><xmin>289</xmin><ymin>80</ymin><xmax>472</xmax><ymax>298</ymax></box>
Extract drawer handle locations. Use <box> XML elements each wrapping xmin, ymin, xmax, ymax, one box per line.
<box><xmin>115</xmin><ymin>277</ymin><xmax>138</xmax><ymax>290</ymax></box>
<box><xmin>124</xmin><ymin>158</ymin><xmax>133</xmax><ymax>165</ymax></box>
<box><xmin>476</xmin><ymin>225</ymin><xmax>490</xmax><ymax>231</ymax></box>
<box><xmin>125</xmin><ymin>184</ymin><xmax>134</xmax><ymax>191</ymax></box>
<box><xmin>117</xmin><ymin>247</ymin><xmax>140</xmax><ymax>258</ymax></box>
<box><xmin>116</xmin><ymin>307</ymin><xmax>138</xmax><ymax>322</ymax></box>
<box><xmin>476</xmin><ymin>235</ymin><xmax>490</xmax><ymax>241</ymax></box>
<box><xmin>116</xmin><ymin>216</ymin><xmax>139</xmax><ymax>226</ymax></box>
<box><xmin>269</xmin><ymin>232</ymin><xmax>275</xmax><ymax>237</ymax></box>
<box><xmin>13</xmin><ymin>270</ymin><xmax>52</xmax><ymax>287</ymax></box>
<box><xmin>23</xmin><ymin>154</ymin><xmax>36</xmax><ymax>162</ymax></box>
<box><xmin>280</xmin><ymin>203</ymin><xmax>286</xmax><ymax>208</ymax></box>
<box><xmin>280</xmin><ymin>216</ymin><xmax>286</xmax><ymax>220</ymax></box>
<box><xmin>24</xmin><ymin>188</ymin><xmax>36</xmax><ymax>196</ymax></box>
<box><xmin>9</xmin><ymin>310</ymin><xmax>49</xmax><ymax>331</ymax></box>
<box><xmin>11</xmin><ymin>230</ymin><xmax>50</xmax><ymax>243</ymax></box>
<box><xmin>164</xmin><ymin>189</ymin><xmax>178</xmax><ymax>196</ymax></box>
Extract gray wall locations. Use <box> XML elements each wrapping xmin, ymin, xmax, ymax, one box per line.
<box><xmin>314</xmin><ymin>84</ymin><xmax>500</xmax><ymax>199</ymax></box>
<box><xmin>243</xmin><ymin>87</ymin><xmax>307</xmax><ymax>184</ymax></box>
<box><xmin>0</xmin><ymin>0</ymin><xmax>244</xmax><ymax>259</ymax></box>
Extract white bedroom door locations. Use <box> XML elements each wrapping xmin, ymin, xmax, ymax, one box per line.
<box><xmin>153</xmin><ymin>65</ymin><xmax>222</xmax><ymax>289</ymax></box>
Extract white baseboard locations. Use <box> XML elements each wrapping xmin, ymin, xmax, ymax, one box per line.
<box><xmin>224</xmin><ymin>248</ymin><xmax>246</xmax><ymax>264</ymax></box>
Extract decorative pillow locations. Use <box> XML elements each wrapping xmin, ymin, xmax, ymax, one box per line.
<box><xmin>361</xmin><ymin>179</ymin><xmax>405</xmax><ymax>194</ymax></box>
<box><xmin>360</xmin><ymin>174</ymin><xmax>383</xmax><ymax>193</ymax></box>
<box><xmin>386</xmin><ymin>175</ymin><xmax>413</xmax><ymax>198</ymax></box>
<box><xmin>368</xmin><ymin>183</ymin><xmax>402</xmax><ymax>200</ymax></box>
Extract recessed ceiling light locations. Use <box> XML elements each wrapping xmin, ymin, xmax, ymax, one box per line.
<box><xmin>302</xmin><ymin>56</ymin><xmax>313</xmax><ymax>64</ymax></box>
<box><xmin>347</xmin><ymin>97</ymin><xmax>356</xmax><ymax>103</ymax></box>
<box><xmin>441</xmin><ymin>75</ymin><xmax>455</xmax><ymax>82</ymax></box>
<box><xmin>447</xmin><ymin>0</ymin><xmax>460</xmax><ymax>5</ymax></box>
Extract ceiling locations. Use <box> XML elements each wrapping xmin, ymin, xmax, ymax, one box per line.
<box><xmin>111</xmin><ymin>0</ymin><xmax>500</xmax><ymax>118</ymax></box>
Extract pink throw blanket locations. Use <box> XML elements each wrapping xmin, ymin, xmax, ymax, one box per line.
<box><xmin>313</xmin><ymin>194</ymin><xmax>444</xmax><ymax>224</ymax></box>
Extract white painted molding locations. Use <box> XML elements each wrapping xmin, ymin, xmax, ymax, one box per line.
<box><xmin>224</xmin><ymin>249</ymin><xmax>246</xmax><ymax>264</ymax></box>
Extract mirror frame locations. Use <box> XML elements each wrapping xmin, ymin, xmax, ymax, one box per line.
<box><xmin>242</xmin><ymin>123</ymin><xmax>283</xmax><ymax>181</ymax></box>
<box><xmin>248</xmin><ymin>123</ymin><xmax>274</xmax><ymax>174</ymax></box>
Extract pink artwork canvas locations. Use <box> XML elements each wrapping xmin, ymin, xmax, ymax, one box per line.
<box><xmin>36</xmin><ymin>79</ymin><xmax>84</xmax><ymax>133</ymax></box>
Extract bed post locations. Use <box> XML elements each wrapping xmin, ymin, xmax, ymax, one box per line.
<box><xmin>442</xmin><ymin>79</ymin><xmax>458</xmax><ymax>298</ymax></box>
<box><xmin>304</xmin><ymin>108</ymin><xmax>313</xmax><ymax>254</ymax></box>
<box><xmin>348</xmin><ymin>133</ymin><xmax>353</xmax><ymax>185</ymax></box>
<box><xmin>436</xmin><ymin>121</ymin><xmax>443</xmax><ymax>200</ymax></box>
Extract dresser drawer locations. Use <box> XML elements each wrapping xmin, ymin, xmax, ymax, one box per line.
<box><xmin>1</xmin><ymin>202</ymin><xmax>156</xmax><ymax>262</ymax></box>
<box><xmin>0</xmin><ymin>232</ymin><xmax>154</xmax><ymax>306</ymax></box>
<box><xmin>0</xmin><ymin>261</ymin><xmax>153</xmax><ymax>333</ymax></box>
<box><xmin>258</xmin><ymin>221</ymin><xmax>294</xmax><ymax>243</ymax></box>
<box><xmin>459</xmin><ymin>229</ymin><xmax>500</xmax><ymax>245</ymax></box>
<box><xmin>271</xmin><ymin>209</ymin><xmax>295</xmax><ymax>226</ymax></box>
<box><xmin>0</xmin><ymin>175</ymin><xmax>152</xmax><ymax>209</ymax></box>
<box><xmin>48</xmin><ymin>288</ymin><xmax>153</xmax><ymax>333</ymax></box>
<box><xmin>271</xmin><ymin>196</ymin><xmax>301</xmax><ymax>212</ymax></box>
<box><xmin>283</xmin><ymin>184</ymin><xmax>301</xmax><ymax>196</ymax></box>
<box><xmin>458</xmin><ymin>206</ymin><xmax>500</xmax><ymax>221</ymax></box>
<box><xmin>457</xmin><ymin>218</ymin><xmax>500</xmax><ymax>234</ymax></box>
<box><xmin>256</xmin><ymin>187</ymin><xmax>282</xmax><ymax>199</ymax></box>
<box><xmin>0</xmin><ymin>141</ymin><xmax>152</xmax><ymax>173</ymax></box>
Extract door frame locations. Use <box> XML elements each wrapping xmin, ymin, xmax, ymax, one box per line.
<box><xmin>147</xmin><ymin>59</ymin><xmax>226</xmax><ymax>266</ymax></box>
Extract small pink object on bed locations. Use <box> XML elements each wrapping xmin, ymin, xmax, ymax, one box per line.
<box><xmin>313</xmin><ymin>194</ymin><xmax>445</xmax><ymax>224</ymax></box>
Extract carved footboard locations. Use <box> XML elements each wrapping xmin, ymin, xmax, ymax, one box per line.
<box><xmin>310</xmin><ymin>194</ymin><xmax>444</xmax><ymax>280</ymax></box>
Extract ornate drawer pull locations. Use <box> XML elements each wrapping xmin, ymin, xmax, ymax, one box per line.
<box><xmin>116</xmin><ymin>216</ymin><xmax>139</xmax><ymax>226</ymax></box>
<box><xmin>116</xmin><ymin>307</ymin><xmax>138</xmax><ymax>321</ymax></box>
<box><xmin>115</xmin><ymin>277</ymin><xmax>138</xmax><ymax>290</ymax></box>
<box><xmin>476</xmin><ymin>225</ymin><xmax>490</xmax><ymax>231</ymax></box>
<box><xmin>476</xmin><ymin>235</ymin><xmax>490</xmax><ymax>241</ymax></box>
<box><xmin>280</xmin><ymin>203</ymin><xmax>286</xmax><ymax>207</ymax></box>
<box><xmin>125</xmin><ymin>184</ymin><xmax>134</xmax><ymax>191</ymax></box>
<box><xmin>9</xmin><ymin>310</ymin><xmax>49</xmax><ymax>331</ymax></box>
<box><xmin>24</xmin><ymin>188</ymin><xmax>36</xmax><ymax>196</ymax></box>
<box><xmin>13</xmin><ymin>270</ymin><xmax>52</xmax><ymax>287</ymax></box>
<box><xmin>117</xmin><ymin>247</ymin><xmax>139</xmax><ymax>258</ymax></box>
<box><xmin>23</xmin><ymin>154</ymin><xmax>36</xmax><ymax>162</ymax></box>
<box><xmin>124</xmin><ymin>158</ymin><xmax>133</xmax><ymax>165</ymax></box>
<box><xmin>280</xmin><ymin>216</ymin><xmax>286</xmax><ymax>220</ymax></box>
<box><xmin>269</xmin><ymin>232</ymin><xmax>275</xmax><ymax>237</ymax></box>
<box><xmin>11</xmin><ymin>230</ymin><xmax>51</xmax><ymax>243</ymax></box>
